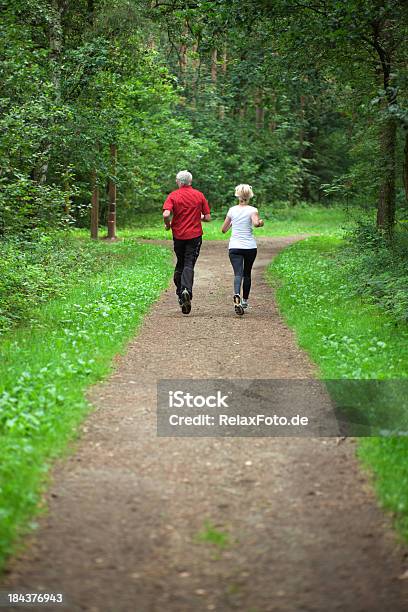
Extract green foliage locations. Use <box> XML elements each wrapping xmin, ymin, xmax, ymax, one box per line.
<box><xmin>164</xmin><ymin>0</ymin><xmax>408</xmax><ymax>219</ymax></box>
<box><xmin>0</xmin><ymin>1</ymin><xmax>214</xmax><ymax>233</ymax></box>
<box><xmin>269</xmin><ymin>237</ymin><xmax>408</xmax><ymax>378</ymax></box>
<box><xmin>0</xmin><ymin>231</ymin><xmax>132</xmax><ymax>333</ymax></box>
<box><xmin>0</xmin><ymin>238</ymin><xmax>173</xmax><ymax>569</ymax></box>
<box><xmin>3</xmin><ymin>0</ymin><xmax>408</xmax><ymax>232</ymax></box>
<box><xmin>0</xmin><ymin>179</ymin><xmax>70</xmax><ymax>236</ymax></box>
<box><xmin>178</xmin><ymin>108</ymin><xmax>306</xmax><ymax>209</ymax></box>
<box><xmin>342</xmin><ymin>224</ymin><xmax>408</xmax><ymax>322</ymax></box>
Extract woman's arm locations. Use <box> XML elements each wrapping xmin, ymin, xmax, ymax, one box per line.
<box><xmin>221</xmin><ymin>216</ymin><xmax>232</xmax><ymax>233</ymax></box>
<box><xmin>251</xmin><ymin>210</ymin><xmax>264</xmax><ymax>227</ymax></box>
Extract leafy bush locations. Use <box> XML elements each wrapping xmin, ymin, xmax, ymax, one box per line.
<box><xmin>341</xmin><ymin>224</ymin><xmax>408</xmax><ymax>323</ymax></box>
<box><xmin>0</xmin><ymin>231</ymin><xmax>129</xmax><ymax>333</ymax></box>
<box><xmin>0</xmin><ymin>178</ymin><xmax>71</xmax><ymax>237</ymax></box>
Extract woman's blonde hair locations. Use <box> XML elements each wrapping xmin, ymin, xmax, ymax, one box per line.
<box><xmin>235</xmin><ymin>184</ymin><xmax>254</xmax><ymax>203</ymax></box>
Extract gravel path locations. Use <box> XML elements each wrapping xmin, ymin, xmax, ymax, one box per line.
<box><xmin>3</xmin><ymin>237</ymin><xmax>408</xmax><ymax>612</ymax></box>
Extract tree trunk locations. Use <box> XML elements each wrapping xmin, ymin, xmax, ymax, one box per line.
<box><xmin>255</xmin><ymin>89</ymin><xmax>264</xmax><ymax>129</ymax></box>
<box><xmin>219</xmin><ymin>45</ymin><xmax>227</xmax><ymax>119</ymax></box>
<box><xmin>298</xmin><ymin>94</ymin><xmax>305</xmax><ymax>156</ymax></box>
<box><xmin>179</xmin><ymin>23</ymin><xmax>189</xmax><ymax>85</ymax></box>
<box><xmin>300</xmin><ymin>128</ymin><xmax>316</xmax><ymax>202</ymax></box>
<box><xmin>371</xmin><ymin>19</ymin><xmax>396</xmax><ymax>232</ymax></box>
<box><xmin>90</xmin><ymin>169</ymin><xmax>99</xmax><ymax>239</ymax></box>
<box><xmin>377</xmin><ymin>115</ymin><xmax>397</xmax><ymax>231</ymax></box>
<box><xmin>107</xmin><ymin>144</ymin><xmax>117</xmax><ymax>240</ymax></box>
<box><xmin>403</xmin><ymin>129</ymin><xmax>408</xmax><ymax>204</ymax></box>
<box><xmin>87</xmin><ymin>0</ymin><xmax>94</xmax><ymax>25</ymax></box>
<box><xmin>221</xmin><ymin>45</ymin><xmax>227</xmax><ymax>76</ymax></box>
<box><xmin>211</xmin><ymin>48</ymin><xmax>217</xmax><ymax>83</ymax></box>
<box><xmin>33</xmin><ymin>0</ymin><xmax>63</xmax><ymax>184</ymax></box>
<box><xmin>269</xmin><ymin>93</ymin><xmax>277</xmax><ymax>132</ymax></box>
<box><xmin>50</xmin><ymin>0</ymin><xmax>63</xmax><ymax>101</ymax></box>
<box><xmin>190</xmin><ymin>41</ymin><xmax>199</xmax><ymax>109</ymax></box>
<box><xmin>63</xmin><ymin>179</ymin><xmax>71</xmax><ymax>216</ymax></box>
<box><xmin>179</xmin><ymin>43</ymin><xmax>187</xmax><ymax>77</ymax></box>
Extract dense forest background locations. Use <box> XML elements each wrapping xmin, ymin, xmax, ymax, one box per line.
<box><xmin>3</xmin><ymin>0</ymin><xmax>408</xmax><ymax>572</ymax></box>
<box><xmin>1</xmin><ymin>0</ymin><xmax>408</xmax><ymax>236</ymax></box>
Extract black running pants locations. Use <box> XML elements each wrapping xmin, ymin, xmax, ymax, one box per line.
<box><xmin>228</xmin><ymin>248</ymin><xmax>257</xmax><ymax>299</ymax></box>
<box><xmin>173</xmin><ymin>236</ymin><xmax>202</xmax><ymax>298</ymax></box>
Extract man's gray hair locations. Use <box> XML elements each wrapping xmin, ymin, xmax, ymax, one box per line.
<box><xmin>176</xmin><ymin>170</ymin><xmax>193</xmax><ymax>185</ymax></box>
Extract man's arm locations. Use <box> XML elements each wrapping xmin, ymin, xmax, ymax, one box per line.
<box><xmin>163</xmin><ymin>209</ymin><xmax>172</xmax><ymax>230</ymax></box>
<box><xmin>201</xmin><ymin>195</ymin><xmax>211</xmax><ymax>222</ymax></box>
<box><xmin>163</xmin><ymin>194</ymin><xmax>173</xmax><ymax>230</ymax></box>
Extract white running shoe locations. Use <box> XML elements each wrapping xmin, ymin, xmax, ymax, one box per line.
<box><xmin>233</xmin><ymin>294</ymin><xmax>244</xmax><ymax>316</ymax></box>
<box><xmin>180</xmin><ymin>289</ymin><xmax>191</xmax><ymax>315</ymax></box>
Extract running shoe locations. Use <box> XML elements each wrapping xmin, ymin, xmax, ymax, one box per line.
<box><xmin>241</xmin><ymin>299</ymin><xmax>248</xmax><ymax>309</ymax></box>
<box><xmin>180</xmin><ymin>289</ymin><xmax>191</xmax><ymax>315</ymax></box>
<box><xmin>233</xmin><ymin>294</ymin><xmax>244</xmax><ymax>316</ymax></box>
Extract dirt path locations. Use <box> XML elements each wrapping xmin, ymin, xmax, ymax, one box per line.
<box><xmin>3</xmin><ymin>237</ymin><xmax>408</xmax><ymax>612</ymax></box>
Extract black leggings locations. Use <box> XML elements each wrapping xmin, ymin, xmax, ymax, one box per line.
<box><xmin>228</xmin><ymin>248</ymin><xmax>257</xmax><ymax>299</ymax></box>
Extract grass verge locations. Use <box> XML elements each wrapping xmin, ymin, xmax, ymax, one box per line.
<box><xmin>268</xmin><ymin>236</ymin><xmax>408</xmax><ymax>540</ymax></box>
<box><xmin>0</xmin><ymin>239</ymin><xmax>173</xmax><ymax>570</ymax></box>
<box><xmin>117</xmin><ymin>204</ymin><xmax>369</xmax><ymax>241</ymax></box>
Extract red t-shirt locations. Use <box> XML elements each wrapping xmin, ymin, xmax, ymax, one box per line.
<box><xmin>163</xmin><ymin>185</ymin><xmax>211</xmax><ymax>240</ymax></box>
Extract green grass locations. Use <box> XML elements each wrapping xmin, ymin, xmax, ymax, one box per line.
<box><xmin>196</xmin><ymin>521</ymin><xmax>230</xmax><ymax>549</ymax></box>
<box><xmin>118</xmin><ymin>203</ymin><xmax>369</xmax><ymax>241</ymax></box>
<box><xmin>0</xmin><ymin>231</ymin><xmax>141</xmax><ymax>334</ymax></box>
<box><xmin>269</xmin><ymin>237</ymin><xmax>408</xmax><ymax>379</ymax></box>
<box><xmin>268</xmin><ymin>237</ymin><xmax>408</xmax><ymax>539</ymax></box>
<box><xmin>0</xmin><ymin>239</ymin><xmax>173</xmax><ymax>569</ymax></box>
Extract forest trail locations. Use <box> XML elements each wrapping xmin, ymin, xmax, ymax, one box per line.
<box><xmin>3</xmin><ymin>237</ymin><xmax>408</xmax><ymax>612</ymax></box>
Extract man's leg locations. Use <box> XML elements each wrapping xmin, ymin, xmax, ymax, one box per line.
<box><xmin>180</xmin><ymin>236</ymin><xmax>202</xmax><ymax>298</ymax></box>
<box><xmin>173</xmin><ymin>239</ymin><xmax>186</xmax><ymax>298</ymax></box>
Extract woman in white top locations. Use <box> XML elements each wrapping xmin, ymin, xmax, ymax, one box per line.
<box><xmin>221</xmin><ymin>184</ymin><xmax>264</xmax><ymax>315</ymax></box>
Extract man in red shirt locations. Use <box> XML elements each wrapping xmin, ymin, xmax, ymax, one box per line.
<box><xmin>163</xmin><ymin>170</ymin><xmax>211</xmax><ymax>314</ymax></box>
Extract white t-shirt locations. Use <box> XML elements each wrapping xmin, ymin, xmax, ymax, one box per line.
<box><xmin>227</xmin><ymin>204</ymin><xmax>258</xmax><ymax>249</ymax></box>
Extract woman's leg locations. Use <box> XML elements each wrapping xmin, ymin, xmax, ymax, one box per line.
<box><xmin>242</xmin><ymin>249</ymin><xmax>257</xmax><ymax>300</ymax></box>
<box><xmin>228</xmin><ymin>249</ymin><xmax>244</xmax><ymax>295</ymax></box>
